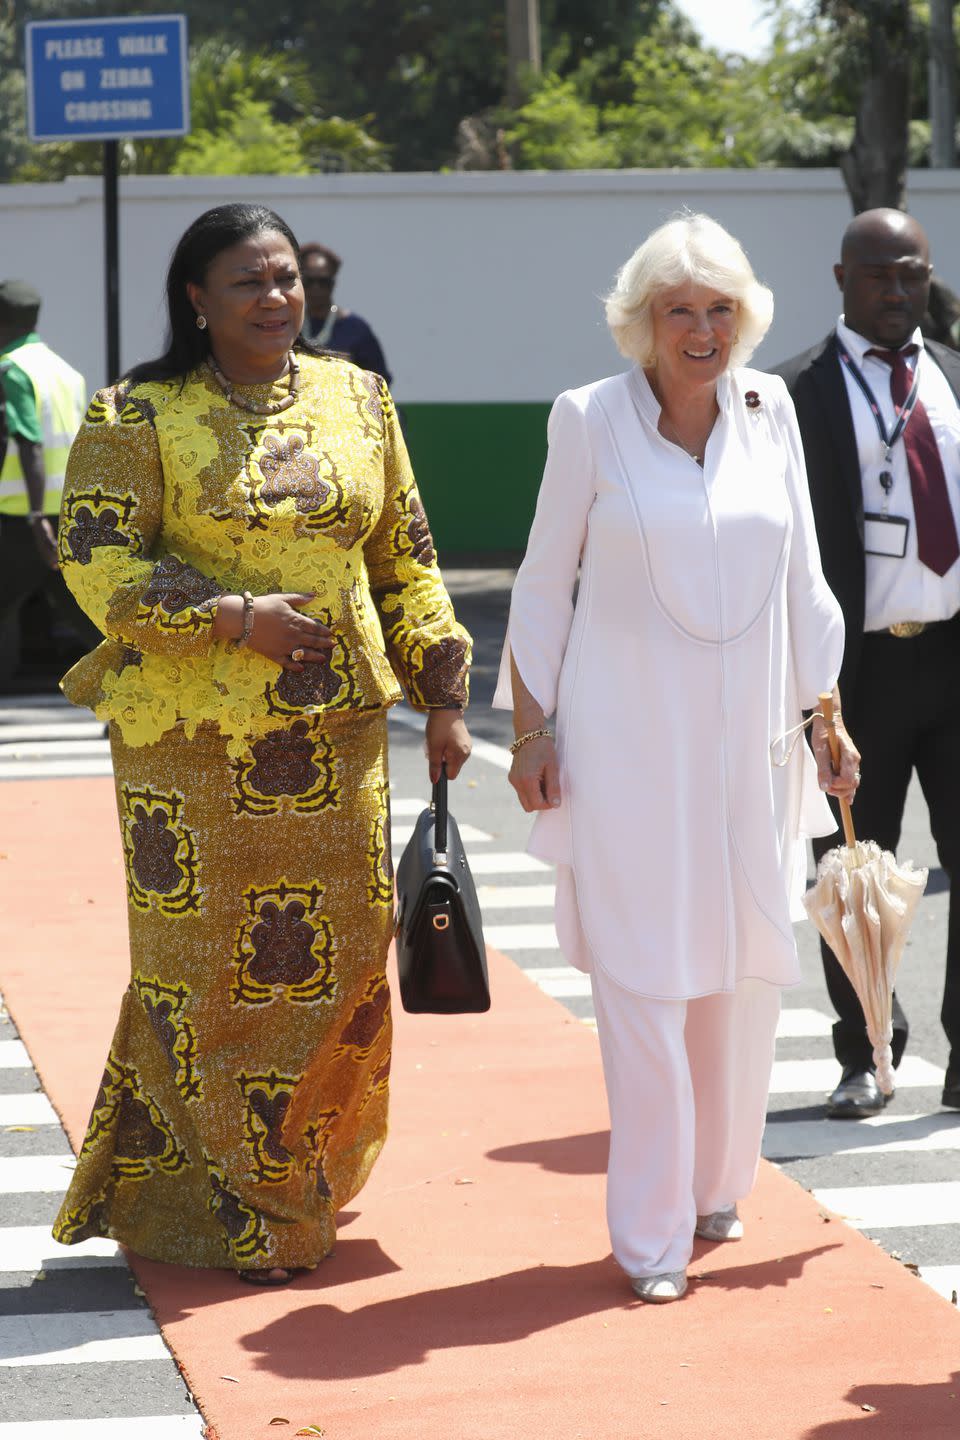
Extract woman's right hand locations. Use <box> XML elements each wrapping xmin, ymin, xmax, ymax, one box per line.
<box><xmin>250</xmin><ymin>594</ymin><xmax>336</xmax><ymax>670</ymax></box>
<box><xmin>216</xmin><ymin>593</ymin><xmax>335</xmax><ymax>671</ymax></box>
<box><xmin>509</xmin><ymin>735</ymin><xmax>562</xmax><ymax>812</ymax></box>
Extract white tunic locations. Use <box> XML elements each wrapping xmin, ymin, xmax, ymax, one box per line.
<box><xmin>493</xmin><ymin>366</ymin><xmax>845</xmax><ymax>999</ymax></box>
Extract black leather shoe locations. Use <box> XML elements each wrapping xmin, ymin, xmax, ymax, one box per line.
<box><xmin>826</xmin><ymin>1066</ymin><xmax>891</xmax><ymax>1119</ymax></box>
<box><xmin>942</xmin><ymin>1073</ymin><xmax>960</xmax><ymax>1110</ymax></box>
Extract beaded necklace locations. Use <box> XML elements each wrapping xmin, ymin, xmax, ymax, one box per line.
<box><xmin>206</xmin><ymin>351</ymin><xmax>300</xmax><ymax>416</ymax></box>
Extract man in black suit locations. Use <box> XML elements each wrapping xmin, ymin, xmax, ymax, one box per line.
<box><xmin>776</xmin><ymin>209</ymin><xmax>960</xmax><ymax>1118</ymax></box>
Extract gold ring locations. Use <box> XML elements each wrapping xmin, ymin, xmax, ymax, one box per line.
<box><xmin>291</xmin><ymin>648</ymin><xmax>305</xmax><ymax>662</ymax></box>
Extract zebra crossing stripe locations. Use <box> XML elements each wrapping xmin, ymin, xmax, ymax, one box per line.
<box><xmin>0</xmin><ymin>1155</ymin><xmax>77</xmax><ymax>1194</ymax></box>
<box><xmin>0</xmin><ymin>695</ymin><xmax>109</xmax><ymax>781</ymax></box>
<box><xmin>769</xmin><ymin>1054</ymin><xmax>944</xmax><ymax>1094</ymax></box>
<box><xmin>389</xmin><ymin>797</ymin><xmax>429</xmax><ymax>816</ymax></box>
<box><xmin>0</xmin><ymin>994</ymin><xmax>204</xmax><ymax>1433</ymax></box>
<box><xmin>917</xmin><ymin>1265</ymin><xmax>960</xmax><ymax>1304</ymax></box>
<box><xmin>0</xmin><ymin>1041</ymin><xmax>31</xmax><ymax>1069</ymax></box>
<box><xmin>463</xmin><ymin>852</ymin><xmax>550</xmax><ymax>875</ymax></box>
<box><xmin>0</xmin><ymin>758</ymin><xmax>113</xmax><ymax>780</ymax></box>
<box><xmin>484</xmin><ymin>923</ymin><xmax>558</xmax><ymax>951</ymax></box>
<box><xmin>0</xmin><ymin>1310</ymin><xmax>170</xmax><ymax>1367</ymax></box>
<box><xmin>389</xmin><ymin>850</ymin><xmax>550</xmax><ymax>875</ymax></box>
<box><xmin>392</xmin><ymin>821</ymin><xmax>492</xmax><ymax>844</ymax></box>
<box><xmin>0</xmin><ymin>1227</ymin><xmax>122</xmax><ymax>1273</ymax></box>
<box><xmin>0</xmin><ymin>1093</ymin><xmax>59</xmax><ymax>1125</ymax></box>
<box><xmin>0</xmin><ymin>1422</ymin><xmax>205</xmax><ymax>1439</ymax></box>
<box><xmin>477</xmin><ymin>884</ymin><xmax>556</xmax><ymax>909</ymax></box>
<box><xmin>0</xmin><ymin>739</ymin><xmax>109</xmax><ymax>759</ymax></box>
<box><xmin>521</xmin><ymin>967</ymin><xmax>591</xmax><ymax>998</ymax></box>
<box><xmin>0</xmin><ymin>724</ymin><xmax>106</xmax><ymax>744</ymax></box>
<box><xmin>773</xmin><ymin>1007</ymin><xmax>833</xmax><ymax>1038</ymax></box>
<box><xmin>764</xmin><ymin>1112</ymin><xmax>960</xmax><ymax>1160</ymax></box>
<box><xmin>0</xmin><ymin>697</ymin><xmax>76</xmax><ymax>716</ymax></box>
<box><xmin>387</xmin><ymin>706</ymin><xmax>510</xmax><ymax>770</ymax></box>
<box><xmin>813</xmin><ymin>1181</ymin><xmax>960</xmax><ymax>1229</ymax></box>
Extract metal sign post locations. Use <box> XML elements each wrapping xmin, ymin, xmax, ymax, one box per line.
<box><xmin>104</xmin><ymin>140</ymin><xmax>120</xmax><ymax>382</ymax></box>
<box><xmin>25</xmin><ymin>15</ymin><xmax>189</xmax><ymax>383</ymax></box>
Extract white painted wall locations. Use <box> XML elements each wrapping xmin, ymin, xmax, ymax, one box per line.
<box><xmin>5</xmin><ymin>169</ymin><xmax>960</xmax><ymax>403</ymax></box>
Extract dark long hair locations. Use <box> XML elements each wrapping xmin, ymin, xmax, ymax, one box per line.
<box><xmin>125</xmin><ymin>203</ymin><xmax>315</xmax><ymax>385</ymax></box>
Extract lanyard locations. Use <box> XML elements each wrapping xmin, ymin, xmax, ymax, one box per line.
<box><xmin>837</xmin><ymin>343</ymin><xmax>922</xmax><ymax>463</ymax></box>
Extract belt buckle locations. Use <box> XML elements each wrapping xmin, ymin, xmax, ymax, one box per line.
<box><xmin>888</xmin><ymin>621</ymin><xmax>926</xmax><ymax>638</ymax></box>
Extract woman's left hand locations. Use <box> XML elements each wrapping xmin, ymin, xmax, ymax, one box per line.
<box><xmin>811</xmin><ymin>713</ymin><xmax>861</xmax><ymax>805</ymax></box>
<box><xmin>424</xmin><ymin>709</ymin><xmax>472</xmax><ymax>784</ymax></box>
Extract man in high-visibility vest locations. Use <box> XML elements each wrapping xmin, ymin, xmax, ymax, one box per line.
<box><xmin>0</xmin><ymin>280</ymin><xmax>94</xmax><ymax>684</ymax></box>
<box><xmin>0</xmin><ymin>370</ymin><xmax>7</xmax><ymax>477</ymax></box>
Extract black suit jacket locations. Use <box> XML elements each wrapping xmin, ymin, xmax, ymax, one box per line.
<box><xmin>773</xmin><ymin>332</ymin><xmax>960</xmax><ymax>702</ymax></box>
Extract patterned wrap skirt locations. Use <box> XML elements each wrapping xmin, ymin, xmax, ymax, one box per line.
<box><xmin>53</xmin><ymin>710</ymin><xmax>394</xmax><ymax>1270</ymax></box>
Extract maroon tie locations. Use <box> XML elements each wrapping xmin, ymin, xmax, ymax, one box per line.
<box><xmin>865</xmin><ymin>344</ymin><xmax>960</xmax><ymax>576</ymax></box>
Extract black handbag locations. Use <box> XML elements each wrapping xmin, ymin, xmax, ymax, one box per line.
<box><xmin>394</xmin><ymin>765</ymin><xmax>490</xmax><ymax>1014</ymax></box>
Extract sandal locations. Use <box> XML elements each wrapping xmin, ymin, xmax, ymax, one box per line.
<box><xmin>237</xmin><ymin>1266</ymin><xmax>301</xmax><ymax>1286</ymax></box>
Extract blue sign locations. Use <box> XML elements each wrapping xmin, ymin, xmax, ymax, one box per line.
<box><xmin>26</xmin><ymin>15</ymin><xmax>189</xmax><ymax>142</ymax></box>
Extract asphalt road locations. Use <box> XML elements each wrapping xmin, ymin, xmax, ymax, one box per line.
<box><xmin>461</xmin><ymin>570</ymin><xmax>957</xmax><ymax>1288</ymax></box>
<box><xmin>0</xmin><ymin>565</ymin><xmax>957</xmax><ymax>1432</ymax></box>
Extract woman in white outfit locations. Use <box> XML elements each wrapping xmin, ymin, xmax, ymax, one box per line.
<box><xmin>494</xmin><ymin>215</ymin><xmax>860</xmax><ymax>1303</ymax></box>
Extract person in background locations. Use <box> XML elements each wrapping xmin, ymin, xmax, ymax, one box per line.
<box><xmin>775</xmin><ymin>209</ymin><xmax>960</xmax><ymax>1119</ymax></box>
<box><xmin>496</xmin><ymin>214</ymin><xmax>857</xmax><ymax>1304</ymax></box>
<box><xmin>51</xmin><ymin>203</ymin><xmax>471</xmax><ymax>1284</ymax></box>
<box><xmin>300</xmin><ymin>243</ymin><xmax>392</xmax><ymax>383</ymax></box>
<box><xmin>0</xmin><ymin>375</ymin><xmax>7</xmax><ymax>474</ymax></box>
<box><xmin>0</xmin><ymin>280</ymin><xmax>93</xmax><ymax>682</ymax></box>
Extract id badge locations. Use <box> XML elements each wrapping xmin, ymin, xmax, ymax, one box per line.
<box><xmin>864</xmin><ymin>512</ymin><xmax>909</xmax><ymax>558</ymax></box>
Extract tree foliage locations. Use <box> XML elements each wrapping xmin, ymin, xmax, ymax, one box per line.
<box><xmin>0</xmin><ymin>0</ymin><xmax>954</xmax><ymax>180</ymax></box>
<box><xmin>171</xmin><ymin>99</ymin><xmax>308</xmax><ymax>177</ymax></box>
<box><xmin>504</xmin><ymin>0</ymin><xmax>952</xmax><ymax>172</ymax></box>
<box><xmin>508</xmin><ymin>6</ymin><xmax>857</xmax><ymax>170</ymax></box>
<box><xmin>819</xmin><ymin>0</ymin><xmax>915</xmax><ymax>210</ymax></box>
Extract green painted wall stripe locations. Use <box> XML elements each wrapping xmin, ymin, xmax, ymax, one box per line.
<box><xmin>403</xmin><ymin>402</ymin><xmax>550</xmax><ymax>553</ymax></box>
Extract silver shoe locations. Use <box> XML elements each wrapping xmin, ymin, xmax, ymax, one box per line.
<box><xmin>631</xmin><ymin>1269</ymin><xmax>688</xmax><ymax>1304</ymax></box>
<box><xmin>695</xmin><ymin>1204</ymin><xmax>743</xmax><ymax>1242</ymax></box>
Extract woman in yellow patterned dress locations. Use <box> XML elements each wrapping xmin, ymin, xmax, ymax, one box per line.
<box><xmin>52</xmin><ymin>204</ymin><xmax>472</xmax><ymax>1283</ymax></box>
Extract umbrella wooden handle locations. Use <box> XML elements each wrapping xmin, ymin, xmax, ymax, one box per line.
<box><xmin>817</xmin><ymin>692</ymin><xmax>857</xmax><ymax>847</ymax></box>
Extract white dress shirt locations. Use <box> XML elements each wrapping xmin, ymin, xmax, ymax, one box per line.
<box><xmin>836</xmin><ymin>317</ymin><xmax>960</xmax><ymax>630</ymax></box>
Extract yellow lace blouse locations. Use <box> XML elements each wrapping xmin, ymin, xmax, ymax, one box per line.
<box><xmin>58</xmin><ymin>355</ymin><xmax>470</xmax><ymax>754</ymax></box>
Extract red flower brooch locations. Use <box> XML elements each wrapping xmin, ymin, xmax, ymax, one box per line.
<box><xmin>744</xmin><ymin>390</ymin><xmax>761</xmax><ymax>410</ymax></box>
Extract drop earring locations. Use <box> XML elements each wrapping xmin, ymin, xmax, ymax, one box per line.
<box><xmin>196</xmin><ymin>315</ymin><xmax>207</xmax><ymax>331</ymax></box>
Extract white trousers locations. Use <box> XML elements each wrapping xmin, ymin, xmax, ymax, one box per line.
<box><xmin>590</xmin><ymin>964</ymin><xmax>781</xmax><ymax>1278</ymax></box>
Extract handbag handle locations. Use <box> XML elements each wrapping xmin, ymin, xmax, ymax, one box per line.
<box><xmin>432</xmin><ymin>762</ymin><xmax>448</xmax><ymax>855</ymax></box>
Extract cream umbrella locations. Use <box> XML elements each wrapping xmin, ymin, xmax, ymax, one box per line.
<box><xmin>802</xmin><ymin>694</ymin><xmax>928</xmax><ymax>1095</ymax></box>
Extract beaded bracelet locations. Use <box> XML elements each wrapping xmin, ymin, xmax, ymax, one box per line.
<box><xmin>509</xmin><ymin>727</ymin><xmax>553</xmax><ymax>754</ymax></box>
<box><xmin>236</xmin><ymin>591</ymin><xmax>255</xmax><ymax>647</ymax></box>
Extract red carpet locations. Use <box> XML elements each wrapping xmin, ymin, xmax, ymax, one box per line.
<box><xmin>2</xmin><ymin>777</ymin><xmax>959</xmax><ymax>1439</ymax></box>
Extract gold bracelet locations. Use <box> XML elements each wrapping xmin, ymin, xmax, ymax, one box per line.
<box><xmin>510</xmin><ymin>727</ymin><xmax>553</xmax><ymax>754</ymax></box>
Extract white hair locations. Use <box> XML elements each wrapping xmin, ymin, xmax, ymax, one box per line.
<box><xmin>605</xmin><ymin>213</ymin><xmax>774</xmax><ymax>369</ymax></box>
